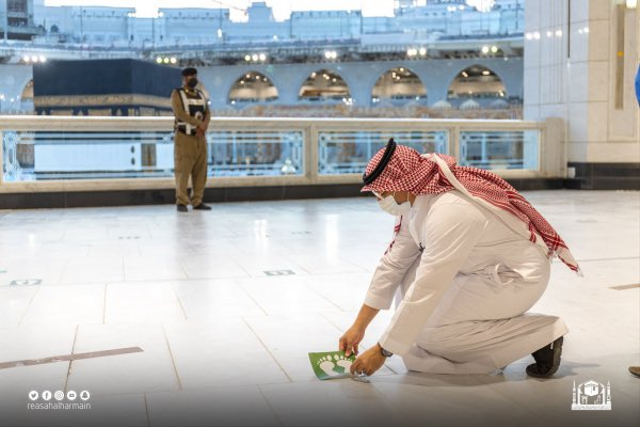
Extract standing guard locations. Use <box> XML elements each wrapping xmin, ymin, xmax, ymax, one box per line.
<box><xmin>171</xmin><ymin>67</ymin><xmax>212</xmax><ymax>212</ymax></box>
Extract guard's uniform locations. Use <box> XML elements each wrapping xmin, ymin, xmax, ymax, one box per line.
<box><xmin>171</xmin><ymin>86</ymin><xmax>210</xmax><ymax>207</ymax></box>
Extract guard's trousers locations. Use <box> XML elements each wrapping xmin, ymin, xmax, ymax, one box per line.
<box><xmin>174</xmin><ymin>131</ymin><xmax>208</xmax><ymax>206</ymax></box>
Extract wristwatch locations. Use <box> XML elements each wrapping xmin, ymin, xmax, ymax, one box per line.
<box><xmin>378</xmin><ymin>343</ymin><xmax>393</xmax><ymax>358</ymax></box>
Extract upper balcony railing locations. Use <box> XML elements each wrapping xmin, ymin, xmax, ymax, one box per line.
<box><xmin>0</xmin><ymin>116</ymin><xmax>565</xmax><ymax>194</ymax></box>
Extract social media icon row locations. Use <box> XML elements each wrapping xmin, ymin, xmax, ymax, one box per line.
<box><xmin>29</xmin><ymin>390</ymin><xmax>90</xmax><ymax>401</ymax></box>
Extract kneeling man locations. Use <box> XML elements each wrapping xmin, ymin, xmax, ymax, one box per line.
<box><xmin>340</xmin><ymin>140</ymin><xmax>579</xmax><ymax>378</ymax></box>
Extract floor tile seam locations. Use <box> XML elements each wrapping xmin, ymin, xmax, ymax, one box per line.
<box><xmin>58</xmin><ymin>229</ymin><xmax>68</xmax><ymax>247</ymax></box>
<box><xmin>16</xmin><ymin>286</ymin><xmax>42</xmax><ymax>327</ymax></box>
<box><xmin>67</xmin><ymin>390</ymin><xmax>164</xmax><ymax>399</ymax></box>
<box><xmin>175</xmin><ymin>257</ymin><xmax>191</xmax><ymax>282</ymax></box>
<box><xmin>55</xmin><ymin>256</ymin><xmax>73</xmax><ymax>286</ymax></box>
<box><xmin>364</xmin><ymin>381</ymin><xmax>424</xmax><ymax>427</ymax></box>
<box><xmin>63</xmin><ymin>324</ymin><xmax>80</xmax><ymax>393</ymax></box>
<box><xmin>297</xmin><ymin>268</ymin><xmax>373</xmax><ymax>278</ymax></box>
<box><xmin>161</xmin><ymin>323</ymin><xmax>184</xmax><ymax>392</ymax></box>
<box><xmin>144</xmin><ymin>226</ymin><xmax>153</xmax><ymax>240</ymax></box>
<box><xmin>143</xmin><ymin>393</ymin><xmax>152</xmax><ymax>427</ymax></box>
<box><xmin>319</xmin><ymin>311</ymin><xmax>349</xmax><ymax>336</ymax></box>
<box><xmin>474</xmin><ymin>377</ymin><xmax>561</xmax><ymax>419</ymax></box>
<box><xmin>282</xmin><ymin>254</ymin><xmax>311</xmax><ymax>275</ymax></box>
<box><xmin>140</xmin><ymin>378</ymin><xmax>293</xmax><ymax>395</ymax></box>
<box><xmin>168</xmin><ymin>283</ymin><xmax>189</xmax><ymax>321</ymax></box>
<box><xmin>256</xmin><ymin>384</ymin><xmax>286</xmax><ymax>427</ymax></box>
<box><xmin>222</xmin><ymin>255</ymin><xmax>253</xmax><ymax>279</ymax></box>
<box><xmin>240</xmin><ymin>316</ymin><xmax>293</xmax><ymax>383</ymax></box>
<box><xmin>306</xmin><ymin>286</ymin><xmax>346</xmax><ymax>312</ymax></box>
<box><xmin>104</xmin><ymin>277</ymin><xmax>236</xmax><ymax>287</ymax></box>
<box><xmin>611</xmin><ymin>386</ymin><xmax>640</xmax><ymax>401</ymax></box>
<box><xmin>236</xmin><ymin>281</ymin><xmax>270</xmax><ymax>317</ymax></box>
<box><xmin>314</xmin><ymin>257</ymin><xmax>371</xmax><ymax>273</ymax></box>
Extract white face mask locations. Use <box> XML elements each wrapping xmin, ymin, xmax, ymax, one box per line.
<box><xmin>376</xmin><ymin>193</ymin><xmax>412</xmax><ymax>217</ymax></box>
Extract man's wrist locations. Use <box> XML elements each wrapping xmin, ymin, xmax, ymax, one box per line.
<box><xmin>352</xmin><ymin>321</ymin><xmax>366</xmax><ymax>332</ymax></box>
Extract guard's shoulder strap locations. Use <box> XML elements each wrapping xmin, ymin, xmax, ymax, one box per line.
<box><xmin>176</xmin><ymin>88</ymin><xmax>190</xmax><ymax>115</ymax></box>
<box><xmin>195</xmin><ymin>89</ymin><xmax>208</xmax><ymax>105</ymax></box>
<box><xmin>172</xmin><ymin>88</ymin><xmax>186</xmax><ymax>113</ymax></box>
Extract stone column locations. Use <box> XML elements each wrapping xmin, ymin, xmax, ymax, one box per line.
<box><xmin>524</xmin><ymin>0</ymin><xmax>640</xmax><ymax>188</ymax></box>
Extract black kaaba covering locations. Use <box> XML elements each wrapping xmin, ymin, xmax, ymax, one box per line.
<box><xmin>33</xmin><ymin>59</ymin><xmax>181</xmax><ymax>116</ymax></box>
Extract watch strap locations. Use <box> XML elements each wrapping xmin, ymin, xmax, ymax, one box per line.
<box><xmin>378</xmin><ymin>343</ymin><xmax>393</xmax><ymax>358</ymax></box>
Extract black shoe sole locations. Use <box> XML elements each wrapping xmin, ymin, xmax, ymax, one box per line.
<box><xmin>526</xmin><ymin>336</ymin><xmax>563</xmax><ymax>378</ymax></box>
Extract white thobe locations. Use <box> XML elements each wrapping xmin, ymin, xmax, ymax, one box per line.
<box><xmin>365</xmin><ymin>190</ymin><xmax>568</xmax><ymax>374</ymax></box>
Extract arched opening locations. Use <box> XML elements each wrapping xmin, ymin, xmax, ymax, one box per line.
<box><xmin>371</xmin><ymin>67</ymin><xmax>426</xmax><ymax>104</ymax></box>
<box><xmin>21</xmin><ymin>80</ymin><xmax>34</xmax><ymax>112</ymax></box>
<box><xmin>298</xmin><ymin>69</ymin><xmax>350</xmax><ymax>102</ymax></box>
<box><xmin>21</xmin><ymin>80</ymin><xmax>33</xmax><ymax>99</ymax></box>
<box><xmin>447</xmin><ymin>65</ymin><xmax>506</xmax><ymax>103</ymax></box>
<box><xmin>228</xmin><ymin>71</ymin><xmax>278</xmax><ymax>105</ymax></box>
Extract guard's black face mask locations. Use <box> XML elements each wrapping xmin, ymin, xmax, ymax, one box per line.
<box><xmin>187</xmin><ymin>77</ymin><xmax>198</xmax><ymax>88</ymax></box>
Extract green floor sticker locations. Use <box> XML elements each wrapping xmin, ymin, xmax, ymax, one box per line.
<box><xmin>309</xmin><ymin>351</ymin><xmax>356</xmax><ymax>380</ymax></box>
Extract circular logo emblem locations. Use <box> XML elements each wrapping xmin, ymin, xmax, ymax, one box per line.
<box><xmin>28</xmin><ymin>391</ymin><xmax>39</xmax><ymax>401</ymax></box>
<box><xmin>67</xmin><ymin>390</ymin><xmax>77</xmax><ymax>401</ymax></box>
<box><xmin>54</xmin><ymin>391</ymin><xmax>65</xmax><ymax>401</ymax></box>
<box><xmin>42</xmin><ymin>391</ymin><xmax>52</xmax><ymax>401</ymax></box>
<box><xmin>80</xmin><ymin>390</ymin><xmax>91</xmax><ymax>401</ymax></box>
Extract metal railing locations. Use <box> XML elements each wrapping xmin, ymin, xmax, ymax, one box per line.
<box><xmin>0</xmin><ymin>116</ymin><xmax>565</xmax><ymax>194</ymax></box>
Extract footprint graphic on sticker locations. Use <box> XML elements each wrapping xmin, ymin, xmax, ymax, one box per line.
<box><xmin>317</xmin><ymin>354</ymin><xmax>353</xmax><ymax>377</ymax></box>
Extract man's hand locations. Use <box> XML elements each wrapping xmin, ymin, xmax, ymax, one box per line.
<box><xmin>196</xmin><ymin>128</ymin><xmax>205</xmax><ymax>138</ymax></box>
<box><xmin>350</xmin><ymin>344</ymin><xmax>386</xmax><ymax>376</ymax></box>
<box><xmin>339</xmin><ymin>325</ymin><xmax>365</xmax><ymax>357</ymax></box>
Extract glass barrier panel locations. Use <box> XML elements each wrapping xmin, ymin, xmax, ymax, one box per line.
<box><xmin>318</xmin><ymin>130</ymin><xmax>448</xmax><ymax>175</ymax></box>
<box><xmin>459</xmin><ymin>130</ymin><xmax>539</xmax><ymax>170</ymax></box>
<box><xmin>207</xmin><ymin>130</ymin><xmax>304</xmax><ymax>177</ymax></box>
<box><xmin>1</xmin><ymin>129</ymin><xmax>304</xmax><ymax>181</ymax></box>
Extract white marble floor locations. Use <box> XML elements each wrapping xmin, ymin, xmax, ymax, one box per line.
<box><xmin>0</xmin><ymin>191</ymin><xmax>638</xmax><ymax>427</ymax></box>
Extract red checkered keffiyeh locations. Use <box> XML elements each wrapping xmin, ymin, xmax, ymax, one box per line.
<box><xmin>362</xmin><ymin>144</ymin><xmax>580</xmax><ymax>273</ymax></box>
